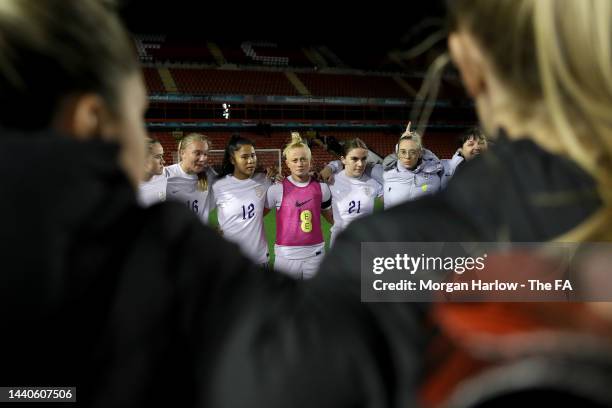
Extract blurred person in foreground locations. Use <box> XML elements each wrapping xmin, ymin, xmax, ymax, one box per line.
<box><xmin>319</xmin><ymin>0</ymin><xmax>612</xmax><ymax>406</ymax></box>
<box><xmin>0</xmin><ymin>1</ymin><xmax>424</xmax><ymax>407</ymax></box>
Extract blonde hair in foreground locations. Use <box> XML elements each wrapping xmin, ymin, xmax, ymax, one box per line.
<box><xmin>448</xmin><ymin>0</ymin><xmax>612</xmax><ymax>241</ymax></box>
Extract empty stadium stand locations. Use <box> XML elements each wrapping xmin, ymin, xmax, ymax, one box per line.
<box><xmin>145</xmin><ymin>67</ymin><xmax>427</xmax><ymax>99</ymax></box>
<box><xmin>140</xmin><ymin>35</ymin><xmax>474</xmax><ymax>166</ymax></box>
<box><xmin>142</xmin><ymin>68</ymin><xmax>165</xmax><ymax>93</ymax></box>
<box><xmin>295</xmin><ymin>72</ymin><xmax>412</xmax><ymax>98</ymax></box>
<box><xmin>137</xmin><ymin>35</ymin><xmax>316</xmax><ymax>68</ymax></box>
<box><xmin>171</xmin><ymin>68</ymin><xmax>301</xmax><ymax>95</ymax></box>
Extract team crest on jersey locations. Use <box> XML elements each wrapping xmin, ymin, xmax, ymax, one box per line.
<box><xmin>254</xmin><ymin>186</ymin><xmax>265</xmax><ymax>198</ymax></box>
<box><xmin>363</xmin><ymin>187</ymin><xmax>371</xmax><ymax>197</ymax></box>
<box><xmin>159</xmin><ymin>191</ymin><xmax>166</xmax><ymax>201</ymax></box>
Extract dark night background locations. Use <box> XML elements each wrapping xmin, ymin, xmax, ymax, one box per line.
<box><xmin>119</xmin><ymin>0</ymin><xmax>447</xmax><ymax>53</ymax></box>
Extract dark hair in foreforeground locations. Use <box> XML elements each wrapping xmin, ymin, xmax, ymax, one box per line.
<box><xmin>0</xmin><ymin>0</ymin><xmax>138</xmax><ymax>131</ymax></box>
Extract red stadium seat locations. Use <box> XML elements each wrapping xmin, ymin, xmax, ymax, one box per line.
<box><xmin>142</xmin><ymin>68</ymin><xmax>165</xmax><ymax>93</ymax></box>
<box><xmin>296</xmin><ymin>72</ymin><xmax>411</xmax><ymax>98</ymax></box>
<box><xmin>171</xmin><ymin>69</ymin><xmax>300</xmax><ymax>96</ymax></box>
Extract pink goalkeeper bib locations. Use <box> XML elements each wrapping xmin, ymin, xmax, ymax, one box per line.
<box><xmin>276</xmin><ymin>178</ymin><xmax>324</xmax><ymax>246</ymax></box>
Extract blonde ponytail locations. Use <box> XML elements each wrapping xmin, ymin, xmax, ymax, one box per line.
<box><xmin>283</xmin><ymin>131</ymin><xmax>311</xmax><ymax>159</ymax></box>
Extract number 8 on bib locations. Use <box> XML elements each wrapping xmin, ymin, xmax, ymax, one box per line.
<box><xmin>300</xmin><ymin>209</ymin><xmax>313</xmax><ymax>233</ymax></box>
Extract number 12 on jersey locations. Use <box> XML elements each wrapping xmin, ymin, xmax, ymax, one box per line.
<box><xmin>242</xmin><ymin>203</ymin><xmax>255</xmax><ymax>220</ymax></box>
<box><xmin>348</xmin><ymin>200</ymin><xmax>361</xmax><ymax>214</ymax></box>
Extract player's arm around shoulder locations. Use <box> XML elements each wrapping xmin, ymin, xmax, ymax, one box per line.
<box><xmin>371</xmin><ymin>178</ymin><xmax>384</xmax><ymax>212</ymax></box>
<box><xmin>255</xmin><ymin>174</ymin><xmax>274</xmax><ymax>216</ymax></box>
<box><xmin>368</xmin><ymin>163</ymin><xmax>385</xmax><ymax>184</ymax></box>
<box><xmin>264</xmin><ymin>165</ymin><xmax>283</xmax><ymax>185</ymax></box>
<box><xmin>320</xmin><ymin>159</ymin><xmax>343</xmax><ymax>183</ymax></box>
<box><xmin>265</xmin><ymin>182</ymin><xmax>282</xmax><ymax>211</ymax></box>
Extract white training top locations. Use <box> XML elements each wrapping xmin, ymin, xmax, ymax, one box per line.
<box><xmin>327</xmin><ymin>159</ymin><xmax>430</xmax><ymax>209</ymax></box>
<box><xmin>328</xmin><ymin>170</ymin><xmax>382</xmax><ymax>245</ymax></box>
<box><xmin>137</xmin><ymin>173</ymin><xmax>167</xmax><ymax>207</ymax></box>
<box><xmin>212</xmin><ymin>173</ymin><xmax>271</xmax><ymax>264</ymax></box>
<box><xmin>380</xmin><ymin>162</ymin><xmax>441</xmax><ymax>209</ymax></box>
<box><xmin>165</xmin><ymin>163</ymin><xmax>217</xmax><ymax>225</ymax></box>
<box><xmin>266</xmin><ymin>176</ymin><xmax>332</xmax><ymax>260</ymax></box>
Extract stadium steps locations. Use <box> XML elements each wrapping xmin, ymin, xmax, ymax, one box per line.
<box><xmin>207</xmin><ymin>41</ymin><xmax>227</xmax><ymax>65</ymax></box>
<box><xmin>393</xmin><ymin>75</ymin><xmax>417</xmax><ymax>97</ymax></box>
<box><xmin>302</xmin><ymin>47</ymin><xmax>328</xmax><ymax>68</ymax></box>
<box><xmin>285</xmin><ymin>71</ymin><xmax>311</xmax><ymax>95</ymax></box>
<box><xmin>318</xmin><ymin>46</ymin><xmax>347</xmax><ymax>68</ymax></box>
<box><xmin>158</xmin><ymin>67</ymin><xmax>178</xmax><ymax>92</ymax></box>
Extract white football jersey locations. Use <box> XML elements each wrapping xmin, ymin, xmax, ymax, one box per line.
<box><xmin>137</xmin><ymin>173</ymin><xmax>167</xmax><ymax>207</ymax></box>
<box><xmin>212</xmin><ymin>173</ymin><xmax>271</xmax><ymax>264</ymax></box>
<box><xmin>329</xmin><ymin>170</ymin><xmax>382</xmax><ymax>245</ymax></box>
<box><xmin>165</xmin><ymin>163</ymin><xmax>217</xmax><ymax>224</ymax></box>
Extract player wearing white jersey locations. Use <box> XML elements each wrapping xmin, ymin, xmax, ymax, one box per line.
<box><xmin>327</xmin><ymin>138</ymin><xmax>382</xmax><ymax>246</ymax></box>
<box><xmin>321</xmin><ymin>129</ymin><xmax>443</xmax><ymax>209</ymax></box>
<box><xmin>137</xmin><ymin>138</ymin><xmax>167</xmax><ymax>207</ymax></box>
<box><xmin>165</xmin><ymin>133</ymin><xmax>217</xmax><ymax>224</ymax></box>
<box><xmin>213</xmin><ymin>135</ymin><xmax>272</xmax><ymax>267</ymax></box>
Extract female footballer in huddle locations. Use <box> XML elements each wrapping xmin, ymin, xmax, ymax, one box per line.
<box><xmin>266</xmin><ymin>133</ymin><xmax>333</xmax><ymax>279</ymax></box>
<box><xmin>212</xmin><ymin>134</ymin><xmax>273</xmax><ymax>268</ymax></box>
